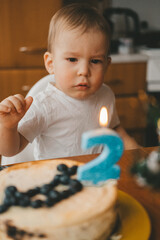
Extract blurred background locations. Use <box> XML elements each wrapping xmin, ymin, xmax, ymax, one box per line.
<box><xmin>0</xmin><ymin>0</ymin><xmax>160</xmax><ymax>147</ymax></box>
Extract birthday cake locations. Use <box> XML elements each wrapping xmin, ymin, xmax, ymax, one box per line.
<box><xmin>0</xmin><ymin>159</ymin><xmax>118</xmax><ymax>240</ymax></box>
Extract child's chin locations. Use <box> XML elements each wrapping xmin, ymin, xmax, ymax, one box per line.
<box><xmin>72</xmin><ymin>93</ymin><xmax>90</xmax><ymax>100</ymax></box>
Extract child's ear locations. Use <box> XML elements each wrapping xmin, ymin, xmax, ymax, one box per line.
<box><xmin>107</xmin><ymin>56</ymin><xmax>111</xmax><ymax>66</ymax></box>
<box><xmin>44</xmin><ymin>52</ymin><xmax>54</xmax><ymax>74</ymax></box>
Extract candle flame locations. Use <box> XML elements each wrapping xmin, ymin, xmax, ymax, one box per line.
<box><xmin>99</xmin><ymin>107</ymin><xmax>108</xmax><ymax>127</ymax></box>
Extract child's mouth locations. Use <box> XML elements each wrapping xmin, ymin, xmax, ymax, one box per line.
<box><xmin>75</xmin><ymin>84</ymin><xmax>89</xmax><ymax>90</ymax></box>
<box><xmin>75</xmin><ymin>83</ymin><xmax>89</xmax><ymax>89</ymax></box>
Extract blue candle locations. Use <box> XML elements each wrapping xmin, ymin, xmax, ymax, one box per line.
<box><xmin>77</xmin><ymin>107</ymin><xmax>124</xmax><ymax>185</ymax></box>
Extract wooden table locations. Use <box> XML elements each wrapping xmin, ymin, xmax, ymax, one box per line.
<box><xmin>64</xmin><ymin>147</ymin><xmax>160</xmax><ymax>240</ymax></box>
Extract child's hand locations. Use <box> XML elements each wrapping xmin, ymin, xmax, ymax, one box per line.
<box><xmin>0</xmin><ymin>94</ymin><xmax>33</xmax><ymax>129</ymax></box>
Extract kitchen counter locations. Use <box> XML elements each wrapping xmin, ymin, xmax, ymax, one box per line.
<box><xmin>111</xmin><ymin>53</ymin><xmax>148</xmax><ymax>63</ymax></box>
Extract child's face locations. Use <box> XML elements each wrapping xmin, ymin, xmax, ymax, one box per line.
<box><xmin>46</xmin><ymin>28</ymin><xmax>110</xmax><ymax>100</ymax></box>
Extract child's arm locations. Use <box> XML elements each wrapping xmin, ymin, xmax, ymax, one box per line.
<box><xmin>0</xmin><ymin>94</ymin><xmax>33</xmax><ymax>156</ymax></box>
<box><xmin>115</xmin><ymin>125</ymin><xmax>140</xmax><ymax>150</ymax></box>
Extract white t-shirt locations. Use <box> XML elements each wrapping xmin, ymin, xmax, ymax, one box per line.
<box><xmin>18</xmin><ymin>83</ymin><xmax>120</xmax><ymax>160</ymax></box>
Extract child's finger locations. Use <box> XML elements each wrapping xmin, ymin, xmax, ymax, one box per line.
<box><xmin>0</xmin><ymin>104</ymin><xmax>11</xmax><ymax>113</ymax></box>
<box><xmin>25</xmin><ymin>96</ymin><xmax>33</xmax><ymax>111</ymax></box>
<box><xmin>7</xmin><ymin>95</ymin><xmax>25</xmax><ymax>113</ymax></box>
<box><xmin>14</xmin><ymin>94</ymin><xmax>26</xmax><ymax>106</ymax></box>
<box><xmin>0</xmin><ymin>98</ymin><xmax>16</xmax><ymax>113</ymax></box>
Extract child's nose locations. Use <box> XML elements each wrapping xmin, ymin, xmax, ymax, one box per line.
<box><xmin>77</xmin><ymin>62</ymin><xmax>90</xmax><ymax>77</ymax></box>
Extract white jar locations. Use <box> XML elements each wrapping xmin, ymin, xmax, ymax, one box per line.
<box><xmin>118</xmin><ymin>38</ymin><xmax>133</xmax><ymax>54</ymax></box>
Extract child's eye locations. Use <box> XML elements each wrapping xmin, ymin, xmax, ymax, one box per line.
<box><xmin>67</xmin><ymin>58</ymin><xmax>77</xmax><ymax>62</ymax></box>
<box><xmin>91</xmin><ymin>59</ymin><xmax>102</xmax><ymax>64</ymax></box>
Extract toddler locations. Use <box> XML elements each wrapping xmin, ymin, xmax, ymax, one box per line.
<box><xmin>0</xmin><ymin>4</ymin><xmax>138</xmax><ymax>161</ymax></box>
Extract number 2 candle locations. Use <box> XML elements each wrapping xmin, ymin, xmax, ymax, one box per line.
<box><xmin>77</xmin><ymin>107</ymin><xmax>124</xmax><ymax>185</ymax></box>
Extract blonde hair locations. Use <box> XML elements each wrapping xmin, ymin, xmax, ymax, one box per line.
<box><xmin>47</xmin><ymin>3</ymin><xmax>110</xmax><ymax>53</ymax></box>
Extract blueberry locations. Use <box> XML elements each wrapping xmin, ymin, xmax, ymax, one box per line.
<box><xmin>38</xmin><ymin>234</ymin><xmax>46</xmax><ymax>238</ymax></box>
<box><xmin>28</xmin><ymin>233</ymin><xmax>34</xmax><ymax>237</ymax></box>
<box><xmin>68</xmin><ymin>166</ymin><xmax>78</xmax><ymax>176</ymax></box>
<box><xmin>34</xmin><ymin>187</ymin><xmax>41</xmax><ymax>194</ymax></box>
<box><xmin>57</xmin><ymin>164</ymin><xmax>68</xmax><ymax>173</ymax></box>
<box><xmin>60</xmin><ymin>190</ymin><xmax>71</xmax><ymax>199</ymax></box>
<box><xmin>45</xmin><ymin>197</ymin><xmax>55</xmax><ymax>207</ymax></box>
<box><xmin>0</xmin><ymin>166</ymin><xmax>4</xmax><ymax>171</ymax></box>
<box><xmin>26</xmin><ymin>187</ymin><xmax>40</xmax><ymax>196</ymax></box>
<box><xmin>15</xmin><ymin>191</ymin><xmax>25</xmax><ymax>199</ymax></box>
<box><xmin>59</xmin><ymin>175</ymin><xmax>70</xmax><ymax>185</ymax></box>
<box><xmin>40</xmin><ymin>184</ymin><xmax>52</xmax><ymax>195</ymax></box>
<box><xmin>4</xmin><ymin>197</ymin><xmax>12</xmax><ymax>207</ymax></box>
<box><xmin>48</xmin><ymin>190</ymin><xmax>60</xmax><ymax>201</ymax></box>
<box><xmin>53</xmin><ymin>174</ymin><xmax>61</xmax><ymax>183</ymax></box>
<box><xmin>5</xmin><ymin>186</ymin><xmax>17</xmax><ymax>196</ymax></box>
<box><xmin>26</xmin><ymin>188</ymin><xmax>39</xmax><ymax>197</ymax></box>
<box><xmin>18</xmin><ymin>196</ymin><xmax>30</xmax><ymax>207</ymax></box>
<box><xmin>69</xmin><ymin>179</ymin><xmax>83</xmax><ymax>193</ymax></box>
<box><xmin>49</xmin><ymin>178</ymin><xmax>59</xmax><ymax>187</ymax></box>
<box><xmin>0</xmin><ymin>204</ymin><xmax>8</xmax><ymax>213</ymax></box>
<box><xmin>7</xmin><ymin>226</ymin><xmax>17</xmax><ymax>237</ymax></box>
<box><xmin>18</xmin><ymin>230</ymin><xmax>25</xmax><ymax>236</ymax></box>
<box><xmin>0</xmin><ymin>166</ymin><xmax>8</xmax><ymax>171</ymax></box>
<box><xmin>5</xmin><ymin>196</ymin><xmax>18</xmax><ymax>206</ymax></box>
<box><xmin>30</xmin><ymin>200</ymin><xmax>44</xmax><ymax>208</ymax></box>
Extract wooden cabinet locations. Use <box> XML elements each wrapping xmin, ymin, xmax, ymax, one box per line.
<box><xmin>104</xmin><ymin>62</ymin><xmax>146</xmax><ymax>96</ymax></box>
<box><xmin>104</xmin><ymin>62</ymin><xmax>147</xmax><ymax>145</ymax></box>
<box><xmin>0</xmin><ymin>0</ymin><xmax>62</xmax><ymax>68</ymax></box>
<box><xmin>0</xmin><ymin>0</ymin><xmax>62</xmax><ymax>100</ymax></box>
<box><xmin>0</xmin><ymin>69</ymin><xmax>47</xmax><ymax>101</ymax></box>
